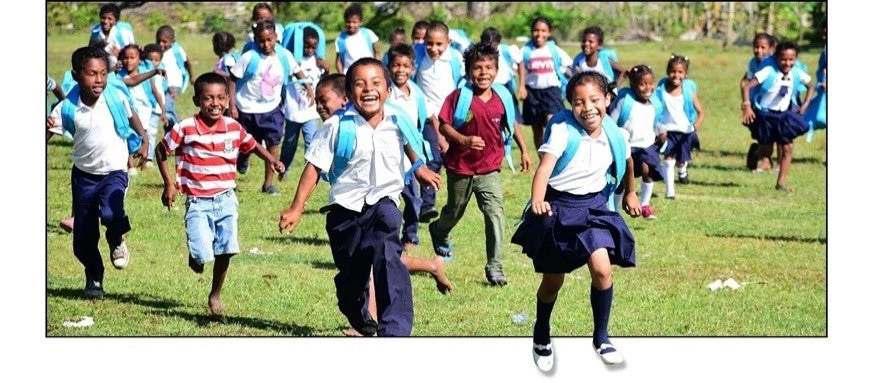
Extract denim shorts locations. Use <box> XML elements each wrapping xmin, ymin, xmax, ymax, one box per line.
<box><xmin>185</xmin><ymin>189</ymin><xmax>240</xmax><ymax>265</ymax></box>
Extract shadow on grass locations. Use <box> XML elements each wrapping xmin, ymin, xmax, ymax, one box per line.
<box><xmin>47</xmin><ymin>139</ymin><xmax>73</xmax><ymax>148</ymax></box>
<box><xmin>699</xmin><ymin>149</ymin><xmax>746</xmax><ymax>158</ymax></box>
<box><xmin>154</xmin><ymin>309</ymin><xmax>317</xmax><ymax>335</ymax></box>
<box><xmin>310</xmin><ymin>261</ymin><xmax>336</xmax><ymax>271</ymax></box>
<box><xmin>690</xmin><ymin>163</ymin><xmax>747</xmax><ymax>172</ymax></box>
<box><xmin>707</xmin><ymin>233</ymin><xmax>826</xmax><ymax>244</ymax></box>
<box><xmin>264</xmin><ymin>235</ymin><xmax>330</xmax><ymax>246</ymax></box>
<box><xmin>687</xmin><ymin>180</ymin><xmax>742</xmax><ymax>188</ymax></box>
<box><xmin>47</xmin><ymin>287</ymin><xmax>185</xmax><ymax>310</ymax></box>
<box><xmin>792</xmin><ymin>156</ymin><xmax>824</xmax><ymax>165</ymax></box>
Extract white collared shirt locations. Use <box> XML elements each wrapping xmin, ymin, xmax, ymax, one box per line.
<box><xmin>282</xmin><ymin>55</ymin><xmax>321</xmax><ymax>123</ymax></box>
<box><xmin>754</xmin><ymin>66</ymin><xmax>811</xmax><ymax>112</ymax></box>
<box><xmin>539</xmin><ymin>119</ymin><xmax>630</xmax><ymax>195</ymax></box>
<box><xmin>658</xmin><ymin>90</ymin><xmax>693</xmax><ymax>133</ymax></box>
<box><xmin>305</xmin><ymin>105</ymin><xmax>408</xmax><ymax>212</ymax></box>
<box><xmin>415</xmin><ymin>48</ymin><xmax>464</xmax><ymax>118</ymax></box>
<box><xmin>160</xmin><ymin>45</ymin><xmax>186</xmax><ymax>89</ymax></box>
<box><xmin>335</xmin><ymin>29</ymin><xmax>379</xmax><ymax>74</ymax></box>
<box><xmin>610</xmin><ymin>99</ymin><xmax>657</xmax><ymax>148</ymax></box>
<box><xmin>50</xmin><ymin>89</ymin><xmax>132</xmax><ymax>175</ymax></box>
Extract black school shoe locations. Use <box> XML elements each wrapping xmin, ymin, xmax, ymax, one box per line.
<box><xmin>678</xmin><ymin>174</ymin><xmax>690</xmax><ymax>184</ymax></box>
<box><xmin>485</xmin><ymin>269</ymin><xmax>508</xmax><ymax>286</ymax></box>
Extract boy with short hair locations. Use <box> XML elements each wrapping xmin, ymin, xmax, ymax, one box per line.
<box><xmin>279</xmin><ymin>58</ymin><xmax>441</xmax><ymax>336</ymax></box>
<box><xmin>156</xmin><ymin>25</ymin><xmax>194</xmax><ymax>131</ymax></box>
<box><xmin>413</xmin><ymin>21</ymin><xmax>465</xmax><ymax>223</ymax></box>
<box><xmin>48</xmin><ymin>45</ymin><xmax>150</xmax><ymax>299</ymax></box>
<box><xmin>431</xmin><ymin>42</ymin><xmax>532</xmax><ymax>286</ymax></box>
<box><xmin>89</xmin><ymin>3</ymin><xmax>135</xmax><ymax>69</ymax></box>
<box><xmin>314</xmin><ymin>73</ymin><xmax>349</xmax><ymax>121</ymax></box>
<box><xmin>155</xmin><ymin>72</ymin><xmax>285</xmax><ymax>315</ymax></box>
<box><xmin>335</xmin><ymin>3</ymin><xmax>380</xmax><ymax>74</ymax></box>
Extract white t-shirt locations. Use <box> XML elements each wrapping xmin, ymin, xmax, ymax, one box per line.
<box><xmin>573</xmin><ymin>57</ymin><xmax>607</xmax><ymax>77</ymax></box>
<box><xmin>50</xmin><ymin>88</ymin><xmax>133</xmax><ymax>174</ymax></box>
<box><xmin>282</xmin><ymin>55</ymin><xmax>322</xmax><ymax>123</ymax></box>
<box><xmin>539</xmin><ymin>119</ymin><xmax>630</xmax><ymax>195</ymax></box>
<box><xmin>754</xmin><ymin>66</ymin><xmax>811</xmax><ymax>112</ymax></box>
<box><xmin>523</xmin><ymin>44</ymin><xmax>572</xmax><ymax>89</ymax></box>
<box><xmin>150</xmin><ymin>76</ymin><xmax>166</xmax><ymax>115</ymax></box>
<box><xmin>305</xmin><ymin>105</ymin><xmax>408</xmax><ymax>212</ymax></box>
<box><xmin>494</xmin><ymin>44</ymin><xmax>521</xmax><ymax>85</ymax></box>
<box><xmin>658</xmin><ymin>90</ymin><xmax>694</xmax><ymax>133</ymax></box>
<box><xmin>335</xmin><ymin>29</ymin><xmax>379</xmax><ymax>74</ymax></box>
<box><xmin>231</xmin><ymin>48</ymin><xmax>301</xmax><ymax>113</ymax></box>
<box><xmin>246</xmin><ymin>24</ymin><xmax>286</xmax><ymax>45</ymax></box>
<box><xmin>93</xmin><ymin>24</ymin><xmax>136</xmax><ymax>68</ymax></box>
<box><xmin>611</xmin><ymin>99</ymin><xmax>657</xmax><ymax>148</ymax></box>
<box><xmin>415</xmin><ymin>48</ymin><xmax>464</xmax><ymax>118</ymax></box>
<box><xmin>160</xmin><ymin>46</ymin><xmax>187</xmax><ymax>89</ymax></box>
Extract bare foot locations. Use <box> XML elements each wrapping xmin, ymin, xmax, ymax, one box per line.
<box><xmin>430</xmin><ymin>256</ymin><xmax>453</xmax><ymax>294</ymax></box>
<box><xmin>208</xmin><ymin>295</ymin><xmax>224</xmax><ymax>316</ymax></box>
<box><xmin>403</xmin><ymin>242</ymin><xmax>417</xmax><ymax>252</ymax></box>
<box><xmin>341</xmin><ymin>328</ymin><xmax>364</xmax><ymax>336</ymax></box>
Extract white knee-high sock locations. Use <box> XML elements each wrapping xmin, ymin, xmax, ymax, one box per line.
<box><xmin>640</xmin><ymin>181</ymin><xmax>654</xmax><ymax>206</ymax></box>
<box><xmin>614</xmin><ymin>191</ymin><xmax>624</xmax><ymax>212</ymax></box>
<box><xmin>663</xmin><ymin>159</ymin><xmax>676</xmax><ymax>197</ymax></box>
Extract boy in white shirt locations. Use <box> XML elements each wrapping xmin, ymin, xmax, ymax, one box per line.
<box><xmin>335</xmin><ymin>3</ymin><xmax>380</xmax><ymax>74</ymax></box>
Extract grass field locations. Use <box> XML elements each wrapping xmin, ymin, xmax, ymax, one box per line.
<box><xmin>46</xmin><ymin>29</ymin><xmax>826</xmax><ymax>337</ymax></box>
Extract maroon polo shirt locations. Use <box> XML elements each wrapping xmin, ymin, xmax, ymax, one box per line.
<box><xmin>438</xmin><ymin>88</ymin><xmax>507</xmax><ymax>176</ymax></box>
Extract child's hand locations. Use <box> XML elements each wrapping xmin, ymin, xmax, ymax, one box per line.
<box><xmin>271</xmin><ymin>160</ymin><xmax>285</xmax><ymax>174</ymax></box>
<box><xmin>307</xmin><ymin>89</ymin><xmax>315</xmax><ymax>106</ymax></box>
<box><xmin>278</xmin><ymin>207</ymin><xmax>303</xmax><ymax>234</ymax></box>
<box><xmin>415</xmin><ymin>166</ymin><xmax>441</xmax><ymax>190</ymax></box>
<box><xmin>741</xmin><ymin>104</ymin><xmax>755</xmax><ymax>124</ymax></box>
<box><xmin>463</xmin><ymin>136</ymin><xmax>485</xmax><ymax>150</ymax></box>
<box><xmin>622</xmin><ymin>191</ymin><xmax>641</xmax><ymax>217</ymax></box>
<box><xmin>437</xmin><ymin>135</ymin><xmax>450</xmax><ymax>154</ymax></box>
<box><xmin>693</xmin><ymin>123</ymin><xmax>702</xmax><ymax>132</ymax></box>
<box><xmin>518</xmin><ymin>87</ymin><xmax>528</xmax><ymax>101</ymax></box>
<box><xmin>530</xmin><ymin>200</ymin><xmax>552</xmax><ymax>216</ymax></box>
<box><xmin>154</xmin><ymin>68</ymin><xmax>166</xmax><ymax>77</ymax></box>
<box><xmin>170</xmin><ymin>89</ymin><xmax>179</xmax><ymax>100</ymax></box>
<box><xmin>161</xmin><ymin>185</ymin><xmax>177</xmax><ymax>211</ymax></box>
<box><xmin>520</xmin><ymin>151</ymin><xmax>532</xmax><ymax>173</ymax></box>
<box><xmin>160</xmin><ymin>113</ymin><xmax>168</xmax><ymax>126</ymax></box>
<box><xmin>135</xmin><ymin>142</ymin><xmax>149</xmax><ymax>167</ymax></box>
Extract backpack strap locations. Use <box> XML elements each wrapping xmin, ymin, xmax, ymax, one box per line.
<box><xmin>597</xmin><ymin>48</ymin><xmax>616</xmax><ymax>82</ymax></box>
<box><xmin>402</xmin><ymin>81</ymin><xmax>431</xmax><ymax>163</ymax></box>
<box><xmin>523</xmin><ymin>41</ymin><xmax>567</xmax><ymax>92</ymax></box>
<box><xmin>287</xmin><ymin>22</ymin><xmax>326</xmax><ymax>62</ymax></box>
<box><xmin>120</xmin><ymin>64</ymin><xmax>159</xmax><ymax>108</ymax></box>
<box><xmin>681</xmin><ymin>79</ymin><xmax>697</xmax><ymax>124</ymax></box>
<box><xmin>450</xmin><ymin>50</ymin><xmax>464</xmax><ymax>87</ymax></box>
<box><xmin>238</xmin><ymin>46</ymin><xmax>292</xmax><ymax>88</ymax></box>
<box><xmin>453</xmin><ymin>83</ymin><xmax>517</xmax><ymax>173</ymax></box>
<box><xmin>545</xmin><ymin>110</ymin><xmax>626</xmax><ymax>211</ymax></box>
<box><xmin>61</xmin><ymin>81</ymin><xmax>141</xmax><ymax>154</ymax></box>
<box><xmin>171</xmin><ymin>42</ymin><xmax>189</xmax><ymax>94</ymax></box>
<box><xmin>386</xmin><ymin>101</ymin><xmax>427</xmax><ymax>183</ymax></box>
<box><xmin>61</xmin><ymin>70</ymin><xmax>77</xmax><ymax>95</ymax></box>
<box><xmin>114</xmin><ymin>21</ymin><xmax>134</xmax><ymax>48</ymax></box>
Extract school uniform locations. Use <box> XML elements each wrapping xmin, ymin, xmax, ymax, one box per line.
<box><xmin>414</xmin><ymin>48</ymin><xmax>464</xmax><ymax>215</ymax></box>
<box><xmin>50</xmin><ymin>88</ymin><xmax>134</xmax><ymax>284</ymax></box>
<box><xmin>511</xmin><ymin>117</ymin><xmax>636</xmax><ymax>273</ymax></box>
<box><xmin>280</xmin><ymin>54</ymin><xmax>322</xmax><ymax>176</ymax></box>
<box><xmin>335</xmin><ymin>28</ymin><xmax>379</xmax><ymax>74</ymax></box>
<box><xmin>610</xmin><ymin>97</ymin><xmax>662</xmax><ymax>180</ymax></box>
<box><xmin>749</xmin><ymin>67</ymin><xmax>811</xmax><ymax>145</ymax></box>
<box><xmin>160</xmin><ymin>45</ymin><xmax>187</xmax><ymax>126</ymax></box>
<box><xmin>389</xmin><ymin>84</ymin><xmax>424</xmax><ymax>245</ymax></box>
<box><xmin>304</xmin><ymin>105</ymin><xmax>414</xmax><ymax>336</ymax></box>
<box><xmin>521</xmin><ymin>44</ymin><xmax>572</xmax><ymax>125</ymax></box>
<box><xmin>657</xmin><ymin>87</ymin><xmax>700</xmax><ymax>163</ymax></box>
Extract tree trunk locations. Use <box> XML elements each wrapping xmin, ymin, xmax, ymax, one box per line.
<box><xmin>725</xmin><ymin>2</ymin><xmax>735</xmax><ymax>46</ymax></box>
<box><xmin>467</xmin><ymin>2</ymin><xmax>490</xmax><ymax>20</ymax></box>
<box><xmin>703</xmin><ymin>2</ymin><xmax>713</xmax><ymax>38</ymax></box>
<box><xmin>766</xmin><ymin>2</ymin><xmax>775</xmax><ymax>35</ymax></box>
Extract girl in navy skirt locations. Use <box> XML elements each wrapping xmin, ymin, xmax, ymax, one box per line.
<box><xmin>742</xmin><ymin>41</ymin><xmax>815</xmax><ymax>191</ymax></box>
<box><xmin>656</xmin><ymin>54</ymin><xmax>705</xmax><ymax>199</ymax></box>
<box><xmin>609</xmin><ymin>65</ymin><xmax>663</xmax><ymax>220</ymax></box>
<box><xmin>511</xmin><ymin>72</ymin><xmax>641</xmax><ymax>370</ymax></box>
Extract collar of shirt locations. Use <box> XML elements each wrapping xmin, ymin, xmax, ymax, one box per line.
<box><xmin>193</xmin><ymin>114</ymin><xmax>228</xmax><ymax>135</ymax></box>
<box><xmin>341</xmin><ymin>104</ymin><xmax>399</xmax><ymax>128</ymax></box>
<box><xmin>390</xmin><ymin>84</ymin><xmax>414</xmax><ymax>101</ymax></box>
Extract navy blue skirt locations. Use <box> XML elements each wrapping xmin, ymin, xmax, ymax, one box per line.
<box><xmin>632</xmin><ymin>144</ymin><xmax>663</xmax><ymax>180</ymax></box>
<box><xmin>749</xmin><ymin>105</ymin><xmax>809</xmax><ymax>145</ymax></box>
<box><xmin>511</xmin><ymin>187</ymin><xmax>636</xmax><ymax>274</ymax></box>
<box><xmin>663</xmin><ymin>131</ymin><xmax>700</xmax><ymax>162</ymax></box>
<box><xmin>523</xmin><ymin>86</ymin><xmax>564</xmax><ymax>125</ymax></box>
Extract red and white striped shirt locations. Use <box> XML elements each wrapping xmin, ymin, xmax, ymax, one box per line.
<box><xmin>161</xmin><ymin>115</ymin><xmax>257</xmax><ymax>197</ymax></box>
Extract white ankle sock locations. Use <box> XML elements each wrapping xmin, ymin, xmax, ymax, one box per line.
<box><xmin>678</xmin><ymin>162</ymin><xmax>688</xmax><ymax>178</ymax></box>
<box><xmin>640</xmin><ymin>181</ymin><xmax>654</xmax><ymax>206</ymax></box>
<box><xmin>663</xmin><ymin>159</ymin><xmax>676</xmax><ymax>197</ymax></box>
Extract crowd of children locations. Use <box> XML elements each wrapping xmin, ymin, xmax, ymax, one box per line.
<box><xmin>47</xmin><ymin>1</ymin><xmax>826</xmax><ymax>370</ymax></box>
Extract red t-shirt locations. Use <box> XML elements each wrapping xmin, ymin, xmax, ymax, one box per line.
<box><xmin>438</xmin><ymin>88</ymin><xmax>507</xmax><ymax>176</ymax></box>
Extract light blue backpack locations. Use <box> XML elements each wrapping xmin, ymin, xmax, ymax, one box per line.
<box><xmin>452</xmin><ymin>83</ymin><xmax>518</xmax><ymax>173</ymax></box>
<box><xmin>61</xmin><ymin>76</ymin><xmax>142</xmax><ymax>154</ymax></box>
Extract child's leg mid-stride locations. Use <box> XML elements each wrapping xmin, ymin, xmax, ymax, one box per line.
<box><xmin>532</xmin><ymin>273</ymin><xmax>564</xmax><ymax>372</ymax></box>
<box><xmin>327</xmin><ymin>198</ymin><xmax>413</xmax><ymax>337</ymax></box>
<box><xmin>71</xmin><ymin>167</ymin><xmax>132</xmax><ymax>298</ymax></box>
<box><xmin>587</xmin><ymin>248</ymin><xmax>623</xmax><ymax>365</ymax></box>
<box><xmin>776</xmin><ymin>142</ymin><xmax>794</xmax><ymax>191</ymax></box>
<box><xmin>184</xmin><ymin>189</ymin><xmax>241</xmax><ymax>313</ymax></box>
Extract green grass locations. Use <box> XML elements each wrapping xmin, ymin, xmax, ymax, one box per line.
<box><xmin>47</xmin><ymin>30</ymin><xmax>825</xmax><ymax>336</ymax></box>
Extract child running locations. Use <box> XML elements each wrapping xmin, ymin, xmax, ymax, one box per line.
<box><xmin>155</xmin><ymin>72</ymin><xmax>285</xmax><ymax>315</ymax></box>
<box><xmin>609</xmin><ymin>65</ymin><xmax>663</xmax><ymax>219</ymax></box>
<box><xmin>430</xmin><ymin>42</ymin><xmax>532</xmax><ymax>286</ymax></box>
<box><xmin>742</xmin><ymin>41</ymin><xmax>815</xmax><ymax>192</ymax></box>
<box><xmin>741</xmin><ymin>33</ymin><xmax>776</xmax><ymax>171</ymax></box>
<box><xmin>511</xmin><ymin>71</ymin><xmax>641</xmax><ymax>370</ymax></box>
<box><xmin>657</xmin><ymin>54</ymin><xmax>705</xmax><ymax>198</ymax></box>
<box><xmin>278</xmin><ymin>58</ymin><xmax>441</xmax><ymax>337</ymax></box>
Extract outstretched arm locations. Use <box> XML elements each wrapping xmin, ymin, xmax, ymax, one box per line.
<box><xmin>155</xmin><ymin>142</ymin><xmax>177</xmax><ymax>211</ymax></box>
<box><xmin>512</xmin><ymin>122</ymin><xmax>532</xmax><ymax>173</ymax></box>
<box><xmin>741</xmin><ymin>78</ymin><xmax>759</xmax><ymax>124</ymax></box>
<box><xmin>250</xmin><ymin>143</ymin><xmax>286</xmax><ymax>174</ymax></box>
<box><xmin>279</xmin><ymin>162</ymin><xmax>321</xmax><ymax>234</ymax></box>
<box><xmin>403</xmin><ymin>143</ymin><xmax>441</xmax><ymax>189</ymax></box>
<box><xmin>621</xmin><ymin>157</ymin><xmax>641</xmax><ymax>217</ymax></box>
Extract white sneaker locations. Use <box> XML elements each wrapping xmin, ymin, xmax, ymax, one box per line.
<box><xmin>532</xmin><ymin>341</ymin><xmax>554</xmax><ymax>372</ymax></box>
<box><xmin>594</xmin><ymin>342</ymin><xmax>624</xmax><ymax>365</ymax></box>
<box><xmin>128</xmin><ymin>167</ymin><xmax>139</xmax><ymax>176</ymax></box>
<box><xmin>110</xmin><ymin>240</ymin><xmax>130</xmax><ymax>269</ymax></box>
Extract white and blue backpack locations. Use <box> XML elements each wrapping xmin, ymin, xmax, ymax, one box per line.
<box><xmin>89</xmin><ymin>21</ymin><xmax>134</xmax><ymax>49</ymax></box>
<box><xmin>451</xmin><ymin>82</ymin><xmax>519</xmax><ymax>173</ymax></box>
<box><xmin>412</xmin><ymin>44</ymin><xmax>464</xmax><ymax>87</ymax></box>
<box><xmin>336</xmin><ymin>27</ymin><xmax>376</xmax><ymax>62</ymax></box>
<box><xmin>61</xmin><ymin>76</ymin><xmax>142</xmax><ymax>154</ymax></box>
<box><xmin>321</xmin><ymin>102</ymin><xmax>427</xmax><ymax>185</ymax></box>
<box><xmin>282</xmin><ymin>22</ymin><xmax>326</xmax><ymax>62</ymax></box>
<box><xmin>236</xmin><ymin>44</ymin><xmax>294</xmax><ymax>90</ymax></box>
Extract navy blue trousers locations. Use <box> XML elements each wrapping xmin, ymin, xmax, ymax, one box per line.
<box><xmin>71</xmin><ymin>166</ymin><xmax>131</xmax><ymax>282</ymax></box>
<box><xmin>420</xmin><ymin>122</ymin><xmax>443</xmax><ymax>211</ymax></box>
<box><xmin>326</xmin><ymin>198</ymin><xmax>413</xmax><ymax>336</ymax></box>
<box><xmin>400</xmin><ymin>180</ymin><xmax>421</xmax><ymax>244</ymax></box>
